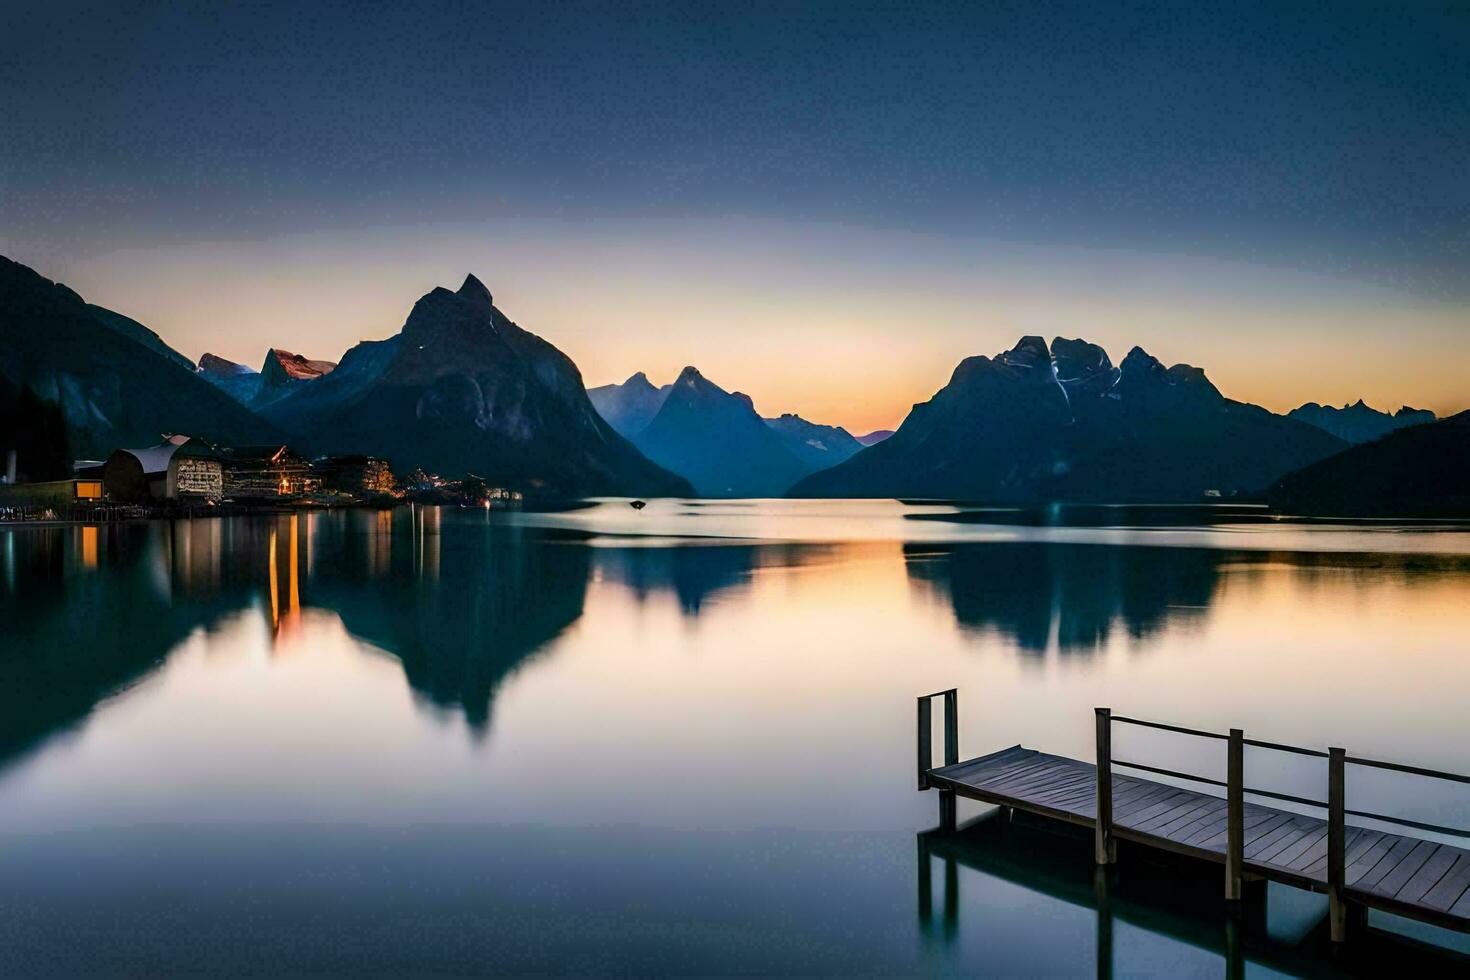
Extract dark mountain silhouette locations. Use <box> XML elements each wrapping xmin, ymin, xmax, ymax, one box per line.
<box><xmin>1287</xmin><ymin>400</ymin><xmax>1436</xmax><ymax>444</ymax></box>
<box><xmin>763</xmin><ymin>413</ymin><xmax>863</xmax><ymax>470</ymax></box>
<box><xmin>630</xmin><ymin>366</ymin><xmax>810</xmax><ymax>497</ymax></box>
<box><xmin>0</xmin><ymin>256</ymin><xmax>283</xmax><ymax>456</ymax></box>
<box><xmin>856</xmin><ymin>429</ymin><xmax>895</xmax><ymax>447</ymax></box>
<box><xmin>1269</xmin><ymin>410</ymin><xmax>1470</xmax><ymax>516</ymax></box>
<box><xmin>791</xmin><ymin>336</ymin><xmax>1345</xmax><ymax>502</ymax></box>
<box><xmin>259</xmin><ymin>274</ymin><xmax>691</xmax><ymax>498</ymax></box>
<box><xmin>587</xmin><ymin>371</ymin><xmax>670</xmax><ymax>439</ymax></box>
<box><xmin>88</xmin><ymin>304</ymin><xmax>195</xmax><ymax>371</ymax></box>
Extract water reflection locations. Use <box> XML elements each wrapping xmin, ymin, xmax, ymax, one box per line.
<box><xmin>905</xmin><ymin>543</ymin><xmax>1219</xmax><ymax>655</ymax></box>
<box><xmin>919</xmin><ymin>811</ymin><xmax>1470</xmax><ymax>977</ymax></box>
<box><xmin>0</xmin><ymin>522</ymin><xmax>255</xmax><ymax>768</ymax></box>
<box><xmin>591</xmin><ymin>542</ymin><xmax>841</xmax><ymax>615</ymax></box>
<box><xmin>308</xmin><ymin>513</ymin><xmax>589</xmax><ymax>735</ymax></box>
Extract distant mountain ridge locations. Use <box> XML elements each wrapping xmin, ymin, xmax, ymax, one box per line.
<box><xmin>628</xmin><ymin>366</ymin><xmax>810</xmax><ymax>497</ymax></box>
<box><xmin>763</xmin><ymin>414</ymin><xmax>863</xmax><ymax>470</ymax></box>
<box><xmin>1287</xmin><ymin>400</ymin><xmax>1435</xmax><ymax>444</ymax></box>
<box><xmin>856</xmin><ymin>429</ymin><xmax>894</xmax><ymax>447</ymax></box>
<box><xmin>588</xmin><ymin>371</ymin><xmax>669</xmax><ymax>439</ymax></box>
<box><xmin>589</xmin><ymin>370</ymin><xmax>863</xmax><ymax>494</ymax></box>
<box><xmin>791</xmin><ymin>335</ymin><xmax>1346</xmax><ymax>502</ymax></box>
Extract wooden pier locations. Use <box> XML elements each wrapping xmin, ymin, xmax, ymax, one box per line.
<box><xmin>918</xmin><ymin>691</ymin><xmax>1470</xmax><ymax>942</ymax></box>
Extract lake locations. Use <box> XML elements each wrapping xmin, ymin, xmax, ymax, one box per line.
<box><xmin>3</xmin><ymin>499</ymin><xmax>1470</xmax><ymax>976</ymax></box>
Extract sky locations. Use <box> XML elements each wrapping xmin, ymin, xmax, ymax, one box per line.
<box><xmin>2</xmin><ymin>1</ymin><xmax>1467</xmax><ymax>433</ymax></box>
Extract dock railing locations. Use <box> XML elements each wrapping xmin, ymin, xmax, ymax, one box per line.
<box><xmin>916</xmin><ymin>689</ymin><xmax>958</xmax><ymax>790</ymax></box>
<box><xmin>1099</xmin><ymin>709</ymin><xmax>1470</xmax><ymax>939</ymax></box>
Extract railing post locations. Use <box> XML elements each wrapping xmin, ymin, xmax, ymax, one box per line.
<box><xmin>1095</xmin><ymin>707</ymin><xmax>1115</xmax><ymax>865</ymax></box>
<box><xmin>943</xmin><ymin>689</ymin><xmax>959</xmax><ymax>767</ymax></box>
<box><xmin>1328</xmin><ymin>746</ymin><xmax>1348</xmax><ymax>942</ymax></box>
<box><xmin>917</xmin><ymin>696</ymin><xmax>933</xmax><ymax>790</ymax></box>
<box><xmin>1226</xmin><ymin>728</ymin><xmax>1244</xmax><ymax>900</ymax></box>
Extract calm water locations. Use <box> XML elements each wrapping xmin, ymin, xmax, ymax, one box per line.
<box><xmin>3</xmin><ymin>500</ymin><xmax>1470</xmax><ymax>976</ymax></box>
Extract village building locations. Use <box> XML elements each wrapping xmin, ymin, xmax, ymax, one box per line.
<box><xmin>101</xmin><ymin>436</ymin><xmax>223</xmax><ymax>504</ymax></box>
<box><xmin>316</xmin><ymin>454</ymin><xmax>398</xmax><ymax>497</ymax></box>
<box><xmin>221</xmin><ymin>445</ymin><xmax>320</xmax><ymax>499</ymax></box>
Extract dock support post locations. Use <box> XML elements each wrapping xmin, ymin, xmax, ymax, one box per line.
<box><xmin>917</xmin><ymin>696</ymin><xmax>932</xmax><ymax>790</ymax></box>
<box><xmin>1094</xmin><ymin>707</ymin><xmax>1115</xmax><ymax>865</ymax></box>
<box><xmin>1328</xmin><ymin>746</ymin><xmax>1348</xmax><ymax>943</ymax></box>
<box><xmin>943</xmin><ymin>689</ymin><xmax>959</xmax><ymax>767</ymax></box>
<box><xmin>938</xmin><ymin>790</ymin><xmax>957</xmax><ymax>831</ymax></box>
<box><xmin>1225</xmin><ymin>728</ymin><xmax>1244</xmax><ymax>900</ymax></box>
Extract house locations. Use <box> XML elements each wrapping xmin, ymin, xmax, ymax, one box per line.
<box><xmin>101</xmin><ymin>436</ymin><xmax>223</xmax><ymax>503</ymax></box>
<box><xmin>222</xmin><ymin>445</ymin><xmax>320</xmax><ymax>499</ymax></box>
<box><xmin>316</xmin><ymin>454</ymin><xmax>398</xmax><ymax>497</ymax></box>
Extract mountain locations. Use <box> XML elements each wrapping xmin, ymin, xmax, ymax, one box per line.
<box><xmin>88</xmin><ymin>304</ymin><xmax>195</xmax><ymax>371</ymax></box>
<box><xmin>588</xmin><ymin>371</ymin><xmax>670</xmax><ymax>438</ymax></box>
<box><xmin>1268</xmin><ymin>411</ymin><xmax>1470</xmax><ymax>516</ymax></box>
<box><xmin>259</xmin><ymin>274</ymin><xmax>691</xmax><ymax>498</ymax></box>
<box><xmin>764</xmin><ymin>413</ymin><xmax>863</xmax><ymax>470</ymax></box>
<box><xmin>856</xmin><ymin>429</ymin><xmax>894</xmax><ymax>447</ymax></box>
<box><xmin>0</xmin><ymin>256</ymin><xmax>282</xmax><ymax>457</ymax></box>
<box><xmin>791</xmin><ymin>335</ymin><xmax>1346</xmax><ymax>502</ymax></box>
<box><xmin>1287</xmin><ymin>400</ymin><xmax>1436</xmax><ymax>444</ymax></box>
<box><xmin>630</xmin><ymin>367</ymin><xmax>811</xmax><ymax>497</ymax></box>
<box><xmin>199</xmin><ymin>352</ymin><xmax>264</xmax><ymax>404</ymax></box>
<box><xmin>262</xmin><ymin>348</ymin><xmax>336</xmax><ymax>385</ymax></box>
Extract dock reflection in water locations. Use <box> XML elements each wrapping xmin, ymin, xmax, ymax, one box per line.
<box><xmin>919</xmin><ymin>811</ymin><xmax>1470</xmax><ymax>977</ymax></box>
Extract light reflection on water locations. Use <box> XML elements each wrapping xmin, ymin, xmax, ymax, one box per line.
<box><xmin>1</xmin><ymin>502</ymin><xmax>1469</xmax><ymax>975</ymax></box>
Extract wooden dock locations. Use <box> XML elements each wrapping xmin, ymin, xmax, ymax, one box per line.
<box><xmin>917</xmin><ymin>691</ymin><xmax>1470</xmax><ymax>942</ymax></box>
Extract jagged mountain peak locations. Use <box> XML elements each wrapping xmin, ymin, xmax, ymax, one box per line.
<box><xmin>1053</xmin><ymin>337</ymin><xmax>1119</xmax><ymax>396</ymax></box>
<box><xmin>625</xmin><ymin>370</ymin><xmax>655</xmax><ymax>389</ymax></box>
<box><xmin>263</xmin><ymin>348</ymin><xmax>336</xmax><ymax>384</ymax></box>
<box><xmin>456</xmin><ymin>273</ymin><xmax>494</xmax><ymax>313</ymax></box>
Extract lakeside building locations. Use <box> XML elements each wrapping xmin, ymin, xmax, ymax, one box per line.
<box><xmin>316</xmin><ymin>454</ymin><xmax>399</xmax><ymax>497</ymax></box>
<box><xmin>222</xmin><ymin>445</ymin><xmax>320</xmax><ymax>499</ymax></box>
<box><xmin>101</xmin><ymin>436</ymin><xmax>223</xmax><ymax>504</ymax></box>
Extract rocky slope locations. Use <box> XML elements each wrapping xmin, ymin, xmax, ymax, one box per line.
<box><xmin>1269</xmin><ymin>411</ymin><xmax>1470</xmax><ymax>516</ymax></box>
<box><xmin>0</xmin><ymin>256</ymin><xmax>283</xmax><ymax>456</ymax></box>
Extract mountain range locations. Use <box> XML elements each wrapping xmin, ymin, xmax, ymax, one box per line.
<box><xmin>589</xmin><ymin>370</ymin><xmax>863</xmax><ymax>496</ymax></box>
<box><xmin>0</xmin><ymin>257</ymin><xmax>687</xmax><ymax>497</ymax></box>
<box><xmin>2</xmin><ymin>253</ymin><xmax>1462</xmax><ymax>511</ymax></box>
<box><xmin>791</xmin><ymin>336</ymin><xmax>1348</xmax><ymax>502</ymax></box>
<box><xmin>1286</xmin><ymin>400</ymin><xmax>1436</xmax><ymax>444</ymax></box>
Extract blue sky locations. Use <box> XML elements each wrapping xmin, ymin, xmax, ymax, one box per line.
<box><xmin>3</xmin><ymin>1</ymin><xmax>1467</xmax><ymax>429</ymax></box>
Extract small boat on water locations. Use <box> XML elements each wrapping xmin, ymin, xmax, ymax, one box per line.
<box><xmin>629</xmin><ymin>500</ymin><xmax>647</xmax><ymax>510</ymax></box>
